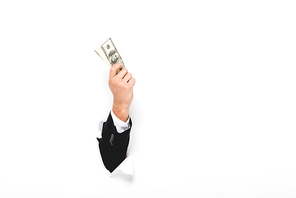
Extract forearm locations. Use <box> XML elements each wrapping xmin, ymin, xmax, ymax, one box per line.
<box><xmin>112</xmin><ymin>101</ymin><xmax>129</xmax><ymax>122</ymax></box>
<box><xmin>98</xmin><ymin>63</ymin><xmax>135</xmax><ymax>172</ymax></box>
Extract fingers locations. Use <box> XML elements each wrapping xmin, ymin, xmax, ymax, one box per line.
<box><xmin>109</xmin><ymin>63</ymin><xmax>135</xmax><ymax>86</ymax></box>
<box><xmin>122</xmin><ymin>71</ymin><xmax>136</xmax><ymax>87</ymax></box>
<box><xmin>117</xmin><ymin>68</ymin><xmax>128</xmax><ymax>79</ymax></box>
<box><xmin>123</xmin><ymin>73</ymin><xmax>132</xmax><ymax>82</ymax></box>
<box><xmin>128</xmin><ymin>77</ymin><xmax>136</xmax><ymax>86</ymax></box>
<box><xmin>109</xmin><ymin>63</ymin><xmax>124</xmax><ymax>78</ymax></box>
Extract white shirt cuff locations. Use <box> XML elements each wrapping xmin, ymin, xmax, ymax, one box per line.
<box><xmin>110</xmin><ymin>110</ymin><xmax>131</xmax><ymax>133</ymax></box>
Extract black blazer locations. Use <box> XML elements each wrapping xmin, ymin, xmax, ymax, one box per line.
<box><xmin>97</xmin><ymin>112</ymin><xmax>132</xmax><ymax>172</ymax></box>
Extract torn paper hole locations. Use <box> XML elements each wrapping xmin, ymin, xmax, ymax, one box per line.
<box><xmin>110</xmin><ymin>155</ymin><xmax>134</xmax><ymax>180</ymax></box>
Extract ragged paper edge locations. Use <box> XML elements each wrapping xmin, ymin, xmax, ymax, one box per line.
<box><xmin>110</xmin><ymin>155</ymin><xmax>134</xmax><ymax>180</ymax></box>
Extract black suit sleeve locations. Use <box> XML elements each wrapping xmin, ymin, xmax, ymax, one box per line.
<box><xmin>97</xmin><ymin>112</ymin><xmax>132</xmax><ymax>173</ymax></box>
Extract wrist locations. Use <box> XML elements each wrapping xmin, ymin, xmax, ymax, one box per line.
<box><xmin>112</xmin><ymin>103</ymin><xmax>129</xmax><ymax>122</ymax></box>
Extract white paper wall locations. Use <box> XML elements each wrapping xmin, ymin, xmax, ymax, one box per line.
<box><xmin>0</xmin><ymin>0</ymin><xmax>296</xmax><ymax>197</ymax></box>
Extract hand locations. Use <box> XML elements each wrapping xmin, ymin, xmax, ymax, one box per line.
<box><xmin>108</xmin><ymin>63</ymin><xmax>136</xmax><ymax>122</ymax></box>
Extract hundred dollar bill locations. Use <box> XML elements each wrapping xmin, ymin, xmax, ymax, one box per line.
<box><xmin>94</xmin><ymin>38</ymin><xmax>125</xmax><ymax>74</ymax></box>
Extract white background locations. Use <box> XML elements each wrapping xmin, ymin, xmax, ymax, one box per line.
<box><xmin>0</xmin><ymin>0</ymin><xmax>295</xmax><ymax>197</ymax></box>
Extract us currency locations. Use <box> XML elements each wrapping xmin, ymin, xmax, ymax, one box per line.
<box><xmin>95</xmin><ymin>38</ymin><xmax>125</xmax><ymax>74</ymax></box>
